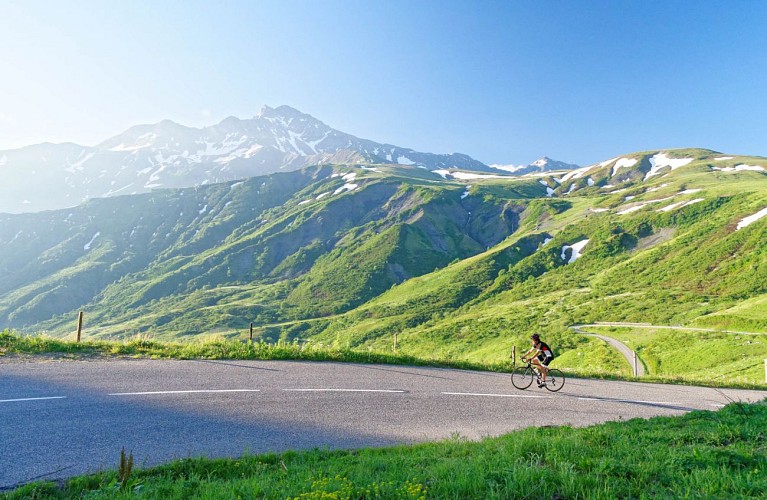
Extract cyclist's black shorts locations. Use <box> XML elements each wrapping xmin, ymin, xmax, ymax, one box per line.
<box><xmin>537</xmin><ymin>354</ymin><xmax>552</xmax><ymax>366</ymax></box>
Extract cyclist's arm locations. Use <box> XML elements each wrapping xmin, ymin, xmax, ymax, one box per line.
<box><xmin>521</xmin><ymin>347</ymin><xmax>540</xmax><ymax>360</ymax></box>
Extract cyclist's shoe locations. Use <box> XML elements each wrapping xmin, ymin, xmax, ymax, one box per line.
<box><xmin>538</xmin><ymin>381</ymin><xmax>546</xmax><ymax>388</ymax></box>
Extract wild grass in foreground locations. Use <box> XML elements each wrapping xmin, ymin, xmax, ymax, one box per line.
<box><xmin>6</xmin><ymin>401</ymin><xmax>766</xmax><ymax>499</ymax></box>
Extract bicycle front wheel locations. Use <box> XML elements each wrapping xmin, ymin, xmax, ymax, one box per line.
<box><xmin>511</xmin><ymin>366</ymin><xmax>534</xmax><ymax>390</ymax></box>
<box><xmin>544</xmin><ymin>368</ymin><xmax>565</xmax><ymax>392</ymax></box>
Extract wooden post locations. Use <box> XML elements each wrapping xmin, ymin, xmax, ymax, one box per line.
<box><xmin>633</xmin><ymin>351</ymin><xmax>638</xmax><ymax>377</ymax></box>
<box><xmin>76</xmin><ymin>311</ymin><xmax>84</xmax><ymax>342</ymax></box>
<box><xmin>249</xmin><ymin>323</ymin><xmax>253</xmax><ymax>341</ymax></box>
<box><xmin>393</xmin><ymin>333</ymin><xmax>398</xmax><ymax>353</ymax></box>
<box><xmin>512</xmin><ymin>346</ymin><xmax>516</xmax><ymax>366</ymax></box>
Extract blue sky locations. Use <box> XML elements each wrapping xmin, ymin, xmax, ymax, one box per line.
<box><xmin>1</xmin><ymin>0</ymin><xmax>765</xmax><ymax>165</ymax></box>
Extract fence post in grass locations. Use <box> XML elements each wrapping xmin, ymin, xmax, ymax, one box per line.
<box><xmin>393</xmin><ymin>333</ymin><xmax>398</xmax><ymax>353</ymax></box>
<box><xmin>512</xmin><ymin>346</ymin><xmax>516</xmax><ymax>366</ymax></box>
<box><xmin>249</xmin><ymin>323</ymin><xmax>253</xmax><ymax>342</ymax></box>
<box><xmin>76</xmin><ymin>311</ymin><xmax>84</xmax><ymax>342</ymax></box>
<box><xmin>633</xmin><ymin>351</ymin><xmax>638</xmax><ymax>377</ymax></box>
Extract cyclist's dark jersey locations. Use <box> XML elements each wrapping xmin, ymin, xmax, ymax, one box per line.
<box><xmin>536</xmin><ymin>341</ymin><xmax>554</xmax><ymax>366</ymax></box>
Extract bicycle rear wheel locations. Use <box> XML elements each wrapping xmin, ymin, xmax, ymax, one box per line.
<box><xmin>544</xmin><ymin>369</ymin><xmax>565</xmax><ymax>392</ymax></box>
<box><xmin>511</xmin><ymin>366</ymin><xmax>534</xmax><ymax>390</ymax></box>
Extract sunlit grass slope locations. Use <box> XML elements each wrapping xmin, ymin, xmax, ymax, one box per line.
<box><xmin>2</xmin><ymin>149</ymin><xmax>766</xmax><ymax>385</ymax></box>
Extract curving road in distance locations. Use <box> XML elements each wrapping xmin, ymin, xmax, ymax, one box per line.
<box><xmin>2</xmin><ymin>359</ymin><xmax>765</xmax><ymax>490</ymax></box>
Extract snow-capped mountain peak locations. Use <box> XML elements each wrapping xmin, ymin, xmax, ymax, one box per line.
<box><xmin>0</xmin><ymin>105</ymin><xmax>492</xmax><ymax>213</ymax></box>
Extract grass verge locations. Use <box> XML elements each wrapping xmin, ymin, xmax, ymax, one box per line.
<box><xmin>2</xmin><ymin>330</ymin><xmax>764</xmax><ymax>389</ymax></box>
<box><xmin>0</xmin><ymin>329</ymin><xmax>503</xmax><ymax>372</ymax></box>
<box><xmin>5</xmin><ymin>401</ymin><xmax>766</xmax><ymax>498</ymax></box>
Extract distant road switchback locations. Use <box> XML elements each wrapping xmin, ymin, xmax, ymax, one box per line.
<box><xmin>2</xmin><ymin>359</ymin><xmax>765</xmax><ymax>489</ymax></box>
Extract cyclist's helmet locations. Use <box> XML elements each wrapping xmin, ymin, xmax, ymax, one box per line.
<box><xmin>530</xmin><ymin>334</ymin><xmax>540</xmax><ymax>341</ymax></box>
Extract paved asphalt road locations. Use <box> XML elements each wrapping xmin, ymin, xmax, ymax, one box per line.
<box><xmin>570</xmin><ymin>326</ymin><xmax>645</xmax><ymax>376</ymax></box>
<box><xmin>2</xmin><ymin>359</ymin><xmax>765</xmax><ymax>489</ymax></box>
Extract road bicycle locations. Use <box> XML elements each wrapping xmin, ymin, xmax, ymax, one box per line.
<box><xmin>511</xmin><ymin>358</ymin><xmax>565</xmax><ymax>392</ymax></box>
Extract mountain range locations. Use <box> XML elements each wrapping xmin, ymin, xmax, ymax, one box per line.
<box><xmin>1</xmin><ymin>147</ymin><xmax>765</xmax><ymax>367</ymax></box>
<box><xmin>0</xmin><ymin>105</ymin><xmax>531</xmax><ymax>214</ymax></box>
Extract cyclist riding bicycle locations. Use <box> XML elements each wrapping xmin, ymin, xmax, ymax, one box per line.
<box><xmin>521</xmin><ymin>333</ymin><xmax>554</xmax><ymax>387</ymax></box>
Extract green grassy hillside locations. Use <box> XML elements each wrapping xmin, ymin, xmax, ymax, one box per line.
<box><xmin>2</xmin><ymin>149</ymin><xmax>766</xmax><ymax>381</ymax></box>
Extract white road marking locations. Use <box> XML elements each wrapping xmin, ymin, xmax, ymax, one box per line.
<box><xmin>0</xmin><ymin>396</ymin><xmax>67</xmax><ymax>403</ymax></box>
<box><xmin>108</xmin><ymin>389</ymin><xmax>261</xmax><ymax>396</ymax></box>
<box><xmin>283</xmin><ymin>389</ymin><xmax>406</xmax><ymax>393</ymax></box>
<box><xmin>442</xmin><ymin>392</ymin><xmax>552</xmax><ymax>399</ymax></box>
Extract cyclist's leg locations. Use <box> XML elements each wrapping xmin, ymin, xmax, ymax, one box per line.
<box><xmin>531</xmin><ymin>357</ymin><xmax>544</xmax><ymax>380</ymax></box>
<box><xmin>540</xmin><ymin>358</ymin><xmax>550</xmax><ymax>381</ymax></box>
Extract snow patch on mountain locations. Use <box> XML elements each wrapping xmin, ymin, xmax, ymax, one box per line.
<box><xmin>538</xmin><ymin>180</ymin><xmax>555</xmax><ymax>197</ymax></box>
<box><xmin>64</xmin><ymin>152</ymin><xmax>95</xmax><ymax>173</ymax></box>
<box><xmin>616</xmin><ymin>195</ymin><xmax>676</xmax><ymax>214</ymax></box>
<box><xmin>616</xmin><ymin>189</ymin><xmax>703</xmax><ymax>215</ymax></box>
<box><xmin>109</xmin><ymin>133</ymin><xmax>158</xmax><ymax>152</ymax></box>
<box><xmin>104</xmin><ymin>184</ymin><xmax>134</xmax><ymax>196</ymax></box>
<box><xmin>433</xmin><ymin>170</ymin><xmax>510</xmax><ymax>180</ymax></box>
<box><xmin>84</xmin><ymin>232</ymin><xmax>100</xmax><ymax>251</ymax></box>
<box><xmin>737</xmin><ymin>207</ymin><xmax>767</xmax><ymax>230</ymax></box>
<box><xmin>644</xmin><ymin>153</ymin><xmax>694</xmax><ymax>180</ymax></box>
<box><xmin>712</xmin><ymin>164</ymin><xmax>765</xmax><ymax>172</ymax></box>
<box><xmin>611</xmin><ymin>157</ymin><xmax>638</xmax><ymax>177</ymax></box>
<box><xmin>647</xmin><ymin>183</ymin><xmax>670</xmax><ymax>192</ymax></box>
<box><xmin>657</xmin><ymin>198</ymin><xmax>704</xmax><ymax>212</ymax></box>
<box><xmin>561</xmin><ymin>239</ymin><xmax>589</xmax><ymax>263</ymax></box>
<box><xmin>334</xmin><ymin>183</ymin><xmax>358</xmax><ymax>195</ymax></box>
<box><xmin>598</xmin><ymin>157</ymin><xmax>618</xmax><ymax>168</ymax></box>
<box><xmin>560</xmin><ymin>165</ymin><xmax>596</xmax><ymax>183</ymax></box>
